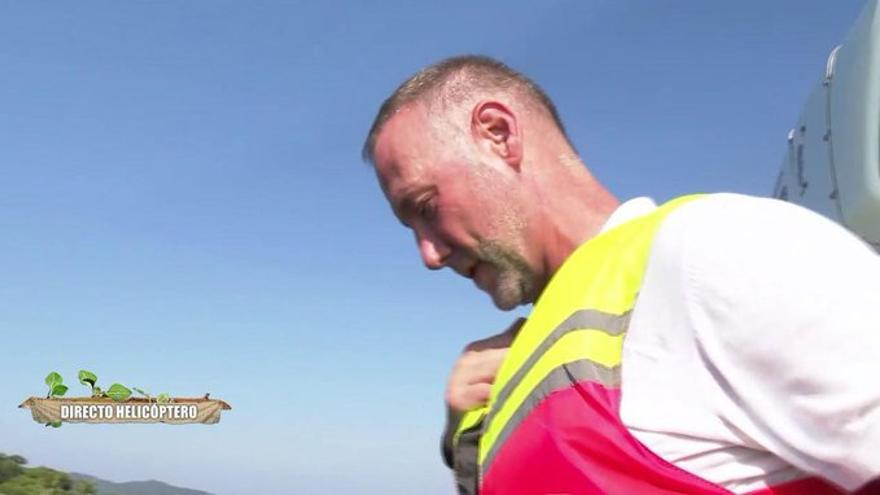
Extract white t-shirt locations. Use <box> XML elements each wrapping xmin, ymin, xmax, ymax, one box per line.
<box><xmin>611</xmin><ymin>193</ymin><xmax>880</xmax><ymax>493</ymax></box>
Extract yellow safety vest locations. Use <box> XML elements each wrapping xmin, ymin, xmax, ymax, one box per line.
<box><xmin>449</xmin><ymin>195</ymin><xmax>842</xmax><ymax>495</ymax></box>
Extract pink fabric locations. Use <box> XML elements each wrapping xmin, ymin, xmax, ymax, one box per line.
<box><xmin>480</xmin><ymin>381</ymin><xmax>843</xmax><ymax>495</ymax></box>
<box><xmin>749</xmin><ymin>477</ymin><xmax>845</xmax><ymax>495</ymax></box>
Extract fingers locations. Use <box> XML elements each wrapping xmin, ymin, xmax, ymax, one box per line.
<box><xmin>446</xmin><ymin>382</ymin><xmax>492</xmax><ymax>413</ymax></box>
<box><xmin>457</xmin><ymin>347</ymin><xmax>509</xmax><ymax>383</ymax></box>
<box><xmin>464</xmin><ymin>318</ymin><xmax>526</xmax><ymax>352</ymax></box>
<box><xmin>445</xmin><ymin>319</ymin><xmax>526</xmax><ymax>413</ymax></box>
<box><xmin>446</xmin><ymin>349</ymin><xmax>506</xmax><ymax>413</ymax></box>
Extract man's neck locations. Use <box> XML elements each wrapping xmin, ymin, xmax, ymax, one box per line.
<box><xmin>532</xmin><ymin>156</ymin><xmax>620</xmax><ymax>278</ymax></box>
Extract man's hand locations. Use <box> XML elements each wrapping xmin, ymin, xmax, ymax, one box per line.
<box><xmin>445</xmin><ymin>317</ymin><xmax>526</xmax><ymax>413</ymax></box>
<box><xmin>442</xmin><ymin>318</ymin><xmax>527</xmax><ymax>468</ymax></box>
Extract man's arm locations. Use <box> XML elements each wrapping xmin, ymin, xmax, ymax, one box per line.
<box><xmin>678</xmin><ymin>195</ymin><xmax>880</xmax><ymax>491</ymax></box>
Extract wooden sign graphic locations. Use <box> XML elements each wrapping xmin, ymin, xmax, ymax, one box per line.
<box><xmin>20</xmin><ymin>397</ymin><xmax>232</xmax><ymax>425</ymax></box>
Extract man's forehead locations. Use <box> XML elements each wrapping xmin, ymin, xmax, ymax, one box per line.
<box><xmin>373</xmin><ymin>103</ymin><xmax>430</xmax><ymax>189</ymax></box>
<box><xmin>374</xmin><ymin>102</ymin><xmax>427</xmax><ymax>156</ymax></box>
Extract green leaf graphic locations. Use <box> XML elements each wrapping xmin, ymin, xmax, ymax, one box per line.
<box><xmin>45</xmin><ymin>372</ymin><xmax>62</xmax><ymax>388</ymax></box>
<box><xmin>78</xmin><ymin>369</ymin><xmax>97</xmax><ymax>388</ymax></box>
<box><xmin>107</xmin><ymin>383</ymin><xmax>132</xmax><ymax>402</ymax></box>
<box><xmin>51</xmin><ymin>384</ymin><xmax>68</xmax><ymax>397</ymax></box>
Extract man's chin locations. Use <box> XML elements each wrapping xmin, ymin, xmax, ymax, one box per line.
<box><xmin>487</xmin><ymin>288</ymin><xmax>524</xmax><ymax>311</ymax></box>
<box><xmin>474</xmin><ymin>262</ymin><xmax>534</xmax><ymax>310</ymax></box>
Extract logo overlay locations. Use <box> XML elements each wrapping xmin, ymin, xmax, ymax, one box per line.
<box><xmin>19</xmin><ymin>370</ymin><xmax>231</xmax><ymax>427</ymax></box>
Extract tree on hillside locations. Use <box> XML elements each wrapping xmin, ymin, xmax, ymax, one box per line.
<box><xmin>0</xmin><ymin>453</ymin><xmax>26</xmax><ymax>484</ymax></box>
<box><xmin>0</xmin><ymin>452</ymin><xmax>95</xmax><ymax>495</ymax></box>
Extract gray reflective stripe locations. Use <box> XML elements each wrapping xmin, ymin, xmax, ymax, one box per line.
<box><xmin>482</xmin><ymin>359</ymin><xmax>620</xmax><ymax>474</ymax></box>
<box><xmin>477</xmin><ymin>309</ymin><xmax>629</xmax><ymax>483</ymax></box>
<box><xmin>483</xmin><ymin>309</ymin><xmax>630</xmax><ymax>440</ymax></box>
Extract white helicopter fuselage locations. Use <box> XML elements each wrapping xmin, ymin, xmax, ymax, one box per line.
<box><xmin>774</xmin><ymin>0</ymin><xmax>880</xmax><ymax>249</ymax></box>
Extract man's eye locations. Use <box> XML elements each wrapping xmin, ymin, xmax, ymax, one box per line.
<box><xmin>418</xmin><ymin>199</ymin><xmax>437</xmax><ymax>221</ymax></box>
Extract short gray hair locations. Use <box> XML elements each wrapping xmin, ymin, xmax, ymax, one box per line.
<box><xmin>362</xmin><ymin>55</ymin><xmax>569</xmax><ymax>163</ymax></box>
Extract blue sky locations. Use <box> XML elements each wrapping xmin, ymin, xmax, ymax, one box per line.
<box><xmin>0</xmin><ymin>1</ymin><xmax>868</xmax><ymax>494</ymax></box>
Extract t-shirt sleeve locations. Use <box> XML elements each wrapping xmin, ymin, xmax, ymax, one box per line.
<box><xmin>678</xmin><ymin>194</ymin><xmax>880</xmax><ymax>491</ymax></box>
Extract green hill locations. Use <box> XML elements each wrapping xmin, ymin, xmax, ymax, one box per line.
<box><xmin>0</xmin><ymin>453</ymin><xmax>212</xmax><ymax>495</ymax></box>
<box><xmin>0</xmin><ymin>453</ymin><xmax>94</xmax><ymax>495</ymax></box>
<box><xmin>69</xmin><ymin>474</ymin><xmax>211</xmax><ymax>495</ymax></box>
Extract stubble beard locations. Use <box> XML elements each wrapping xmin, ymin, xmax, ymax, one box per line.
<box><xmin>475</xmin><ymin>240</ymin><xmax>537</xmax><ymax>311</ymax></box>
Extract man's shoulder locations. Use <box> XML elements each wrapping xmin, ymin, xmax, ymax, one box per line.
<box><xmin>661</xmin><ymin>192</ymin><xmax>815</xmax><ymax>232</ymax></box>
<box><xmin>654</xmin><ymin>192</ymin><xmax>869</xmax><ymax>259</ymax></box>
<box><xmin>645</xmin><ymin>193</ymin><xmax>767</xmax><ymax>272</ymax></box>
<box><xmin>645</xmin><ymin>192</ymin><xmax>878</xmax><ymax>305</ymax></box>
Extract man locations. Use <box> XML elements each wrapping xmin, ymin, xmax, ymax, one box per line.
<box><xmin>362</xmin><ymin>55</ymin><xmax>880</xmax><ymax>494</ymax></box>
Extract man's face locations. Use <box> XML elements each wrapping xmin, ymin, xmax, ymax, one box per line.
<box><xmin>372</xmin><ymin>103</ymin><xmax>539</xmax><ymax>310</ymax></box>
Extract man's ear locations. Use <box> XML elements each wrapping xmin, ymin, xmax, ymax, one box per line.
<box><xmin>471</xmin><ymin>100</ymin><xmax>522</xmax><ymax>171</ymax></box>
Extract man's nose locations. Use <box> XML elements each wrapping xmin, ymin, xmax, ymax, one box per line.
<box><xmin>416</xmin><ymin>229</ymin><xmax>451</xmax><ymax>270</ymax></box>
